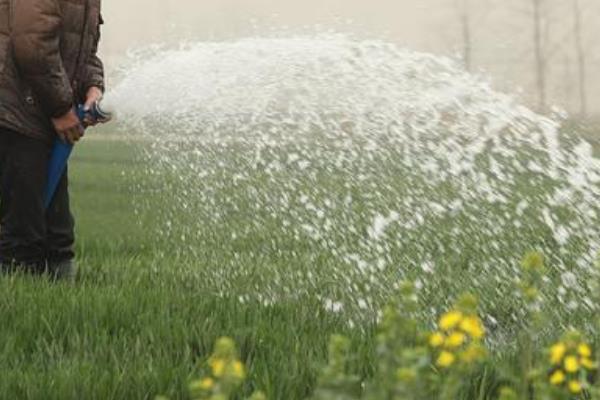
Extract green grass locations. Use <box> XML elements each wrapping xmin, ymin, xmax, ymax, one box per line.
<box><xmin>1</xmin><ymin>139</ymin><xmax>374</xmax><ymax>400</ymax></box>
<box><xmin>0</xmin><ymin>126</ymin><xmax>599</xmax><ymax>399</ymax></box>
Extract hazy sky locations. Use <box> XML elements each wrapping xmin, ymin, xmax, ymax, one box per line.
<box><xmin>101</xmin><ymin>0</ymin><xmax>600</xmax><ymax>116</ymax></box>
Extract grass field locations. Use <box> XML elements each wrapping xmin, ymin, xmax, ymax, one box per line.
<box><xmin>0</xmin><ymin>123</ymin><xmax>599</xmax><ymax>399</ymax></box>
<box><xmin>1</xmin><ymin>139</ymin><xmax>374</xmax><ymax>400</ymax></box>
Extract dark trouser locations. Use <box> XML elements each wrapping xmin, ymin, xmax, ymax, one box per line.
<box><xmin>0</xmin><ymin>128</ymin><xmax>74</xmax><ymax>273</ymax></box>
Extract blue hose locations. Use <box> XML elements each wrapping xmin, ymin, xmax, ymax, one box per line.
<box><xmin>43</xmin><ymin>103</ymin><xmax>110</xmax><ymax>209</ymax></box>
<box><xmin>43</xmin><ymin>136</ymin><xmax>75</xmax><ymax>209</ymax></box>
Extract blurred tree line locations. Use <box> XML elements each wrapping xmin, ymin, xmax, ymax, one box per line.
<box><xmin>454</xmin><ymin>0</ymin><xmax>597</xmax><ymax>119</ymax></box>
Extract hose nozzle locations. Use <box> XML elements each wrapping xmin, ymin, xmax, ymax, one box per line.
<box><xmin>78</xmin><ymin>100</ymin><xmax>113</xmax><ymax>124</ymax></box>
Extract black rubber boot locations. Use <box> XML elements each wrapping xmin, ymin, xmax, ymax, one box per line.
<box><xmin>48</xmin><ymin>260</ymin><xmax>77</xmax><ymax>281</ymax></box>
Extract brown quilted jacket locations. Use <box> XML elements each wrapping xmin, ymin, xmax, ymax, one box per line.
<box><xmin>0</xmin><ymin>0</ymin><xmax>104</xmax><ymax>142</ymax></box>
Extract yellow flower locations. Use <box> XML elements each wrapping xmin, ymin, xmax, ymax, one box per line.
<box><xmin>578</xmin><ymin>343</ymin><xmax>592</xmax><ymax>358</ymax></box>
<box><xmin>581</xmin><ymin>357</ymin><xmax>596</xmax><ymax>370</ymax></box>
<box><xmin>210</xmin><ymin>358</ymin><xmax>226</xmax><ymax>377</ymax></box>
<box><xmin>549</xmin><ymin>370</ymin><xmax>566</xmax><ymax>386</ymax></box>
<box><xmin>564</xmin><ymin>356</ymin><xmax>579</xmax><ymax>373</ymax></box>
<box><xmin>522</xmin><ymin>251</ymin><xmax>544</xmax><ymax>272</ymax></box>
<box><xmin>436</xmin><ymin>351</ymin><xmax>456</xmax><ymax>368</ymax></box>
<box><xmin>214</xmin><ymin>337</ymin><xmax>236</xmax><ymax>358</ymax></box>
<box><xmin>439</xmin><ymin>311</ymin><xmax>463</xmax><ymax>331</ymax></box>
<box><xmin>445</xmin><ymin>332</ymin><xmax>466</xmax><ymax>348</ymax></box>
<box><xmin>523</xmin><ymin>287</ymin><xmax>539</xmax><ymax>301</ymax></box>
<box><xmin>199</xmin><ymin>377</ymin><xmax>214</xmax><ymax>390</ymax></box>
<box><xmin>460</xmin><ymin>316</ymin><xmax>485</xmax><ymax>339</ymax></box>
<box><xmin>550</xmin><ymin>343</ymin><xmax>567</xmax><ymax>365</ymax></box>
<box><xmin>396</xmin><ymin>367</ymin><xmax>417</xmax><ymax>383</ymax></box>
<box><xmin>498</xmin><ymin>387</ymin><xmax>518</xmax><ymax>400</ymax></box>
<box><xmin>429</xmin><ymin>332</ymin><xmax>445</xmax><ymax>348</ymax></box>
<box><xmin>249</xmin><ymin>391</ymin><xmax>267</xmax><ymax>400</ymax></box>
<box><xmin>231</xmin><ymin>360</ymin><xmax>246</xmax><ymax>379</ymax></box>
<box><xmin>568</xmin><ymin>380</ymin><xmax>582</xmax><ymax>394</ymax></box>
<box><xmin>460</xmin><ymin>342</ymin><xmax>486</xmax><ymax>364</ymax></box>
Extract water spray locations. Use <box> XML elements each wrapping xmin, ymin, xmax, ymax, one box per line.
<box><xmin>109</xmin><ymin>36</ymin><xmax>600</xmax><ymax>322</ymax></box>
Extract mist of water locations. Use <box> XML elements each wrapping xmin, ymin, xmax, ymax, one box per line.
<box><xmin>107</xmin><ymin>34</ymin><xmax>600</xmax><ymax>327</ymax></box>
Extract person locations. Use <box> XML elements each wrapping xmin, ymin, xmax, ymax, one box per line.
<box><xmin>0</xmin><ymin>0</ymin><xmax>105</xmax><ymax>279</ymax></box>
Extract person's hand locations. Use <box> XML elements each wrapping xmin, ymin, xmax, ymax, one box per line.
<box><xmin>52</xmin><ymin>108</ymin><xmax>84</xmax><ymax>144</ymax></box>
<box><xmin>83</xmin><ymin>86</ymin><xmax>103</xmax><ymax>127</ymax></box>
